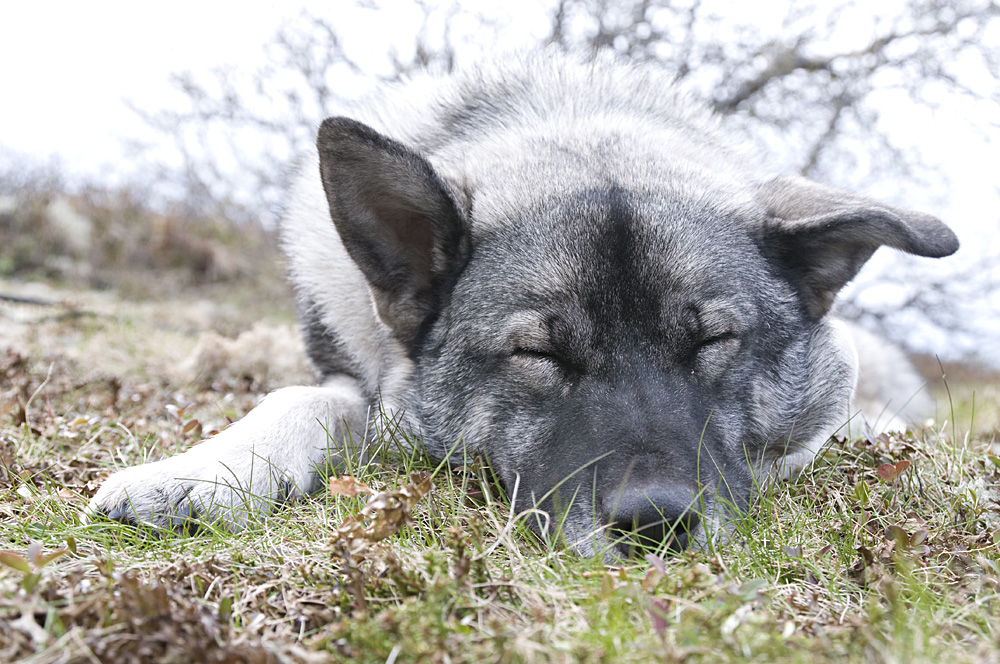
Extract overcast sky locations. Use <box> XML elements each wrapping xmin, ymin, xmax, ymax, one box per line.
<box><xmin>0</xmin><ymin>3</ymin><xmax>324</xmax><ymax>178</ymax></box>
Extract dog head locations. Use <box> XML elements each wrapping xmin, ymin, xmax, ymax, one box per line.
<box><xmin>316</xmin><ymin>116</ymin><xmax>958</xmax><ymax>558</ymax></box>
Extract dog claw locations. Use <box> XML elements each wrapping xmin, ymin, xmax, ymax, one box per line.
<box><xmin>91</xmin><ymin>502</ymin><xmax>205</xmax><ymax>536</ymax></box>
<box><xmin>167</xmin><ymin>503</ymin><xmax>203</xmax><ymax>534</ymax></box>
<box><xmin>103</xmin><ymin>505</ymin><xmax>137</xmax><ymax>525</ymax></box>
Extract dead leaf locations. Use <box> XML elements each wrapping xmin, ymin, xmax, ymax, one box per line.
<box><xmin>877</xmin><ymin>464</ymin><xmax>898</xmax><ymax>482</ymax></box>
<box><xmin>885</xmin><ymin>524</ymin><xmax>909</xmax><ymax>547</ymax></box>
<box><xmin>329</xmin><ymin>476</ymin><xmax>373</xmax><ymax>498</ymax></box>
<box><xmin>645</xmin><ymin>553</ymin><xmax>667</xmax><ymax>574</ymax></box>
<box><xmin>649</xmin><ymin>599</ymin><xmax>670</xmax><ymax>636</ymax></box>
<box><xmin>0</xmin><ymin>550</ymin><xmax>32</xmax><ymax>573</ymax></box>
<box><xmin>877</xmin><ymin>459</ymin><xmax>911</xmax><ymax>482</ymax></box>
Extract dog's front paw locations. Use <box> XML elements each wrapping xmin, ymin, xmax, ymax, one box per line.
<box><xmin>86</xmin><ymin>385</ymin><xmax>366</xmax><ymax>533</ymax></box>
<box><xmin>88</xmin><ymin>459</ymin><xmax>205</xmax><ymax>531</ymax></box>
<box><xmin>87</xmin><ymin>446</ymin><xmax>306</xmax><ymax>533</ymax></box>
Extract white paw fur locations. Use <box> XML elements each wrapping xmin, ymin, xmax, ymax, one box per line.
<box><xmin>87</xmin><ymin>380</ymin><xmax>368</xmax><ymax>530</ymax></box>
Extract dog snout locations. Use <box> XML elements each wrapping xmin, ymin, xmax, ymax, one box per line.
<box><xmin>603</xmin><ymin>485</ymin><xmax>699</xmax><ymax>554</ymax></box>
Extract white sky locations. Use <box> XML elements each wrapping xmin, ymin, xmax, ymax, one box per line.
<box><xmin>0</xmin><ymin>2</ymin><xmax>558</xmax><ymax>182</ymax></box>
<box><xmin>0</xmin><ymin>3</ymin><xmax>325</xmax><ymax>178</ymax></box>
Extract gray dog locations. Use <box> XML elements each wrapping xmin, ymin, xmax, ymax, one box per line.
<box><xmin>90</xmin><ymin>52</ymin><xmax>958</xmax><ymax>557</ymax></box>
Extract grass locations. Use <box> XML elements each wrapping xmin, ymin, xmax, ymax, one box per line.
<box><xmin>1</xmin><ymin>278</ymin><xmax>999</xmax><ymax>663</ymax></box>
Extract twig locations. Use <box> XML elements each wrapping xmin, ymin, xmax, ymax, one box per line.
<box><xmin>0</xmin><ymin>293</ymin><xmax>57</xmax><ymax>307</ymax></box>
<box><xmin>23</xmin><ymin>362</ymin><xmax>54</xmax><ymax>437</ymax></box>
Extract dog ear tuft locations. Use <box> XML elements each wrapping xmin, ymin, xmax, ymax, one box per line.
<box><xmin>755</xmin><ymin>175</ymin><xmax>959</xmax><ymax>319</ymax></box>
<box><xmin>317</xmin><ymin>117</ymin><xmax>469</xmax><ymax>341</ymax></box>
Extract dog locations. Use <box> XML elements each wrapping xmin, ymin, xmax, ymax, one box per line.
<box><xmin>89</xmin><ymin>52</ymin><xmax>958</xmax><ymax>557</ymax></box>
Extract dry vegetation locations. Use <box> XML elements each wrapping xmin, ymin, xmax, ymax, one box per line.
<box><xmin>0</xmin><ymin>165</ymin><xmax>287</xmax><ymax>308</ymax></box>
<box><xmin>1</xmin><ymin>185</ymin><xmax>998</xmax><ymax>663</ymax></box>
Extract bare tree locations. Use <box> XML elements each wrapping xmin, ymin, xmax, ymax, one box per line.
<box><xmin>132</xmin><ymin>1</ymin><xmax>496</xmax><ymax>221</ymax></box>
<box><xmin>136</xmin><ymin>0</ymin><xmax>1000</xmax><ymax>363</ymax></box>
<box><xmin>548</xmin><ymin>0</ymin><xmax>999</xmax><ymax>181</ymax></box>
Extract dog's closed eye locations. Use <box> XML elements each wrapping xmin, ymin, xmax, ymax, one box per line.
<box><xmin>692</xmin><ymin>332</ymin><xmax>741</xmax><ymax>378</ymax></box>
<box><xmin>700</xmin><ymin>332</ymin><xmax>739</xmax><ymax>349</ymax></box>
<box><xmin>511</xmin><ymin>347</ymin><xmax>585</xmax><ymax>382</ymax></box>
<box><xmin>512</xmin><ymin>347</ymin><xmax>558</xmax><ymax>362</ymax></box>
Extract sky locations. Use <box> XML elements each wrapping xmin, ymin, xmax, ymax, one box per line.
<box><xmin>1</xmin><ymin>1</ymin><xmax>997</xmax><ymax>362</ymax></box>
<box><xmin>0</xmin><ymin>2</ymin><xmax>556</xmax><ymax>178</ymax></box>
<box><xmin>0</xmin><ymin>3</ymin><xmax>328</xmax><ymax>179</ymax></box>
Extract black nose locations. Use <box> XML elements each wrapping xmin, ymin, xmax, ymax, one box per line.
<box><xmin>603</xmin><ymin>485</ymin><xmax>700</xmax><ymax>555</ymax></box>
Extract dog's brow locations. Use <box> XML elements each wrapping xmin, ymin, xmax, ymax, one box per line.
<box><xmin>504</xmin><ymin>311</ymin><xmax>551</xmax><ymax>350</ymax></box>
<box><xmin>697</xmin><ymin>302</ymin><xmax>749</xmax><ymax>337</ymax></box>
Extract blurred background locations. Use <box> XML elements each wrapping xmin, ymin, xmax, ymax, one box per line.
<box><xmin>1</xmin><ymin>0</ymin><xmax>998</xmax><ymax>369</ymax></box>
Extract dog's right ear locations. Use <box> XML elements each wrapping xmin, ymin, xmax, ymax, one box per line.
<box><xmin>755</xmin><ymin>176</ymin><xmax>959</xmax><ymax>319</ymax></box>
<box><xmin>317</xmin><ymin>117</ymin><xmax>470</xmax><ymax>342</ymax></box>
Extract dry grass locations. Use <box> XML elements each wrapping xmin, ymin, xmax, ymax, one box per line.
<box><xmin>1</xmin><ymin>276</ymin><xmax>997</xmax><ymax>664</ymax></box>
<box><xmin>0</xmin><ymin>172</ymin><xmax>288</xmax><ymax>309</ymax></box>
<box><xmin>0</xmin><ymin>181</ymin><xmax>997</xmax><ymax>663</ymax></box>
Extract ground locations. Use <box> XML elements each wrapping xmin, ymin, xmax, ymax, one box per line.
<box><xmin>1</xmin><ymin>276</ymin><xmax>998</xmax><ymax>664</ymax></box>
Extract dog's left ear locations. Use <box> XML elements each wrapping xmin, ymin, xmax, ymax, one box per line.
<box><xmin>755</xmin><ymin>175</ymin><xmax>959</xmax><ymax>319</ymax></box>
<box><xmin>317</xmin><ymin>117</ymin><xmax>470</xmax><ymax>342</ymax></box>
